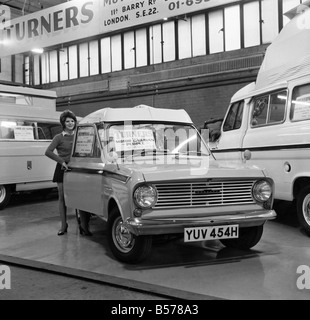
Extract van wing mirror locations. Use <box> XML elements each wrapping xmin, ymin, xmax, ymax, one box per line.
<box><xmin>106</xmin><ymin>151</ymin><xmax>120</xmax><ymax>170</ymax></box>
<box><xmin>203</xmin><ymin>118</ymin><xmax>223</xmax><ymax>142</ymax></box>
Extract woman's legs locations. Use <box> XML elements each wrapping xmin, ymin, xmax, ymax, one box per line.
<box><xmin>79</xmin><ymin>210</ymin><xmax>92</xmax><ymax>236</ymax></box>
<box><xmin>57</xmin><ymin>183</ymin><xmax>67</xmax><ymax>232</ymax></box>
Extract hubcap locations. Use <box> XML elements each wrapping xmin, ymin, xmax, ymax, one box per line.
<box><xmin>113</xmin><ymin>217</ymin><xmax>135</xmax><ymax>253</ymax></box>
<box><xmin>302</xmin><ymin>194</ymin><xmax>310</xmax><ymax>225</ymax></box>
<box><xmin>0</xmin><ymin>186</ymin><xmax>6</xmax><ymax>203</ymax></box>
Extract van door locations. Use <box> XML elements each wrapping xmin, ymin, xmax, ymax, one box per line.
<box><xmin>211</xmin><ymin>100</ymin><xmax>248</xmax><ymax>163</ymax></box>
<box><xmin>0</xmin><ymin>119</ymin><xmax>61</xmax><ymax>188</ymax></box>
<box><xmin>65</xmin><ymin>125</ymin><xmax>105</xmax><ymax>215</ymax></box>
<box><xmin>241</xmin><ymin>90</ymin><xmax>289</xmax><ymax>199</ymax></box>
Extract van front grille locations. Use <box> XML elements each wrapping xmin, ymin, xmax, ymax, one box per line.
<box><xmin>154</xmin><ymin>180</ymin><xmax>256</xmax><ymax>209</ymax></box>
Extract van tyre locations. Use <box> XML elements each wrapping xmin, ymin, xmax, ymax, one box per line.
<box><xmin>0</xmin><ymin>185</ymin><xmax>12</xmax><ymax>210</ymax></box>
<box><xmin>39</xmin><ymin>188</ymin><xmax>53</xmax><ymax>199</ymax></box>
<box><xmin>107</xmin><ymin>207</ymin><xmax>152</xmax><ymax>264</ymax></box>
<box><xmin>296</xmin><ymin>186</ymin><xmax>310</xmax><ymax>236</ymax></box>
<box><xmin>220</xmin><ymin>225</ymin><xmax>264</xmax><ymax>250</ymax></box>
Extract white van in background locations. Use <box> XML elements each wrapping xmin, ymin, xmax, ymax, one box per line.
<box><xmin>206</xmin><ymin>5</ymin><xmax>310</xmax><ymax>235</ymax></box>
<box><xmin>0</xmin><ymin>84</ymin><xmax>62</xmax><ymax>209</ymax></box>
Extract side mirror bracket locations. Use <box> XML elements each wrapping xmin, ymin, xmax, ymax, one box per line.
<box><xmin>107</xmin><ymin>151</ymin><xmax>120</xmax><ymax>170</ymax></box>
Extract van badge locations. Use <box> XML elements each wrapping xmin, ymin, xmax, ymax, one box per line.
<box><xmin>194</xmin><ymin>188</ymin><xmax>221</xmax><ymax>195</ymax></box>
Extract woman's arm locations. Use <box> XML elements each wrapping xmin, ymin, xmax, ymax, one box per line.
<box><xmin>45</xmin><ymin>135</ymin><xmax>65</xmax><ymax>165</ymax></box>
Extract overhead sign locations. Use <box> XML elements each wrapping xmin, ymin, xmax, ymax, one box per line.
<box><xmin>0</xmin><ymin>0</ymin><xmax>237</xmax><ymax>57</ymax></box>
<box><xmin>0</xmin><ymin>1</ymin><xmax>101</xmax><ymax>57</ymax></box>
<box><xmin>101</xmin><ymin>0</ymin><xmax>236</xmax><ymax>31</ymax></box>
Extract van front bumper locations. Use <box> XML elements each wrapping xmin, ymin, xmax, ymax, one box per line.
<box><xmin>123</xmin><ymin>210</ymin><xmax>276</xmax><ymax>236</ymax></box>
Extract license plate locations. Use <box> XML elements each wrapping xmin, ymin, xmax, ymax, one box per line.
<box><xmin>184</xmin><ymin>225</ymin><xmax>239</xmax><ymax>243</ymax></box>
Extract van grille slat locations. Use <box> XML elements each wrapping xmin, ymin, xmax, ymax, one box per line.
<box><xmin>154</xmin><ymin>180</ymin><xmax>256</xmax><ymax>209</ymax></box>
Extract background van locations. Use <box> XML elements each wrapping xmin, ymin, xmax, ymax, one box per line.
<box><xmin>205</xmin><ymin>6</ymin><xmax>310</xmax><ymax>235</ymax></box>
<box><xmin>0</xmin><ymin>84</ymin><xmax>62</xmax><ymax>209</ymax></box>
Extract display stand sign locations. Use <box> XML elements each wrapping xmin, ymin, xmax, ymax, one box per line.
<box><xmin>113</xmin><ymin>129</ymin><xmax>156</xmax><ymax>152</ymax></box>
<box><xmin>14</xmin><ymin>126</ymin><xmax>34</xmax><ymax>140</ymax></box>
<box><xmin>75</xmin><ymin>127</ymin><xmax>95</xmax><ymax>156</ymax></box>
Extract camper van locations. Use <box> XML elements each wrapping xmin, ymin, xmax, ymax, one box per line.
<box><xmin>205</xmin><ymin>5</ymin><xmax>310</xmax><ymax>235</ymax></box>
<box><xmin>64</xmin><ymin>106</ymin><xmax>275</xmax><ymax>263</ymax></box>
<box><xmin>0</xmin><ymin>84</ymin><xmax>62</xmax><ymax>209</ymax></box>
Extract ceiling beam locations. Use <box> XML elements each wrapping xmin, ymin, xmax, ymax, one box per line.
<box><xmin>2</xmin><ymin>0</ymin><xmax>66</xmax><ymax>15</ymax></box>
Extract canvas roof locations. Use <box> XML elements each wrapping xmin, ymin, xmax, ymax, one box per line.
<box><xmin>79</xmin><ymin>105</ymin><xmax>193</xmax><ymax>125</ymax></box>
<box><xmin>256</xmin><ymin>6</ymin><xmax>310</xmax><ymax>91</ymax></box>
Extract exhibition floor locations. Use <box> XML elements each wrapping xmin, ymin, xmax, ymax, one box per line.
<box><xmin>0</xmin><ymin>193</ymin><xmax>309</xmax><ymax>300</ymax></box>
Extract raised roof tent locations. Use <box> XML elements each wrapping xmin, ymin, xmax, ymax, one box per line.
<box><xmin>256</xmin><ymin>4</ymin><xmax>310</xmax><ymax>91</ymax></box>
<box><xmin>80</xmin><ymin>105</ymin><xmax>193</xmax><ymax>125</ymax></box>
<box><xmin>0</xmin><ymin>84</ymin><xmax>57</xmax><ymax>99</ymax></box>
<box><xmin>0</xmin><ymin>84</ymin><xmax>57</xmax><ymax>110</ymax></box>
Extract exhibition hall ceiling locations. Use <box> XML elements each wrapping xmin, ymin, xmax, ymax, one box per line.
<box><xmin>1</xmin><ymin>0</ymin><xmax>67</xmax><ymax>14</ymax></box>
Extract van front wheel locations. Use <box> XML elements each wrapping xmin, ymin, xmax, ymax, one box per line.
<box><xmin>107</xmin><ymin>207</ymin><xmax>152</xmax><ymax>264</ymax></box>
<box><xmin>0</xmin><ymin>185</ymin><xmax>12</xmax><ymax>210</ymax></box>
<box><xmin>297</xmin><ymin>186</ymin><xmax>310</xmax><ymax>236</ymax></box>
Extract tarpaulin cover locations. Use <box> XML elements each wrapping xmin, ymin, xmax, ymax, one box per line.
<box><xmin>256</xmin><ymin>5</ymin><xmax>310</xmax><ymax>90</ymax></box>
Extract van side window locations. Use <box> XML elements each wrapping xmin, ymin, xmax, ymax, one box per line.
<box><xmin>0</xmin><ymin>120</ymin><xmax>16</xmax><ymax>139</ymax></box>
<box><xmin>290</xmin><ymin>84</ymin><xmax>310</xmax><ymax>122</ymax></box>
<box><xmin>223</xmin><ymin>101</ymin><xmax>244</xmax><ymax>132</ymax></box>
<box><xmin>37</xmin><ymin>122</ymin><xmax>62</xmax><ymax>140</ymax></box>
<box><xmin>0</xmin><ymin>120</ymin><xmax>35</xmax><ymax>140</ymax></box>
<box><xmin>0</xmin><ymin>93</ymin><xmax>33</xmax><ymax>106</ymax></box>
<box><xmin>251</xmin><ymin>91</ymin><xmax>287</xmax><ymax>127</ymax></box>
<box><xmin>0</xmin><ymin>120</ymin><xmax>62</xmax><ymax>141</ymax></box>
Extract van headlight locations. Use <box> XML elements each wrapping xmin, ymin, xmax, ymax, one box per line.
<box><xmin>134</xmin><ymin>185</ymin><xmax>158</xmax><ymax>209</ymax></box>
<box><xmin>252</xmin><ymin>180</ymin><xmax>272</xmax><ymax>203</ymax></box>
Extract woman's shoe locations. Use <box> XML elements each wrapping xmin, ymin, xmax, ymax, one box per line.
<box><xmin>58</xmin><ymin>223</ymin><xmax>68</xmax><ymax>236</ymax></box>
<box><xmin>79</xmin><ymin>226</ymin><xmax>93</xmax><ymax>236</ymax></box>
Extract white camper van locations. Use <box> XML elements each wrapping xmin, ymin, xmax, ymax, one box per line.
<box><xmin>206</xmin><ymin>5</ymin><xmax>310</xmax><ymax>235</ymax></box>
<box><xmin>0</xmin><ymin>84</ymin><xmax>62</xmax><ymax>209</ymax></box>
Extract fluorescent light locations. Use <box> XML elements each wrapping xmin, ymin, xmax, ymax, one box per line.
<box><xmin>31</xmin><ymin>48</ymin><xmax>44</xmax><ymax>54</ymax></box>
<box><xmin>278</xmin><ymin>95</ymin><xmax>288</xmax><ymax>100</ymax></box>
<box><xmin>1</xmin><ymin>121</ymin><xmax>17</xmax><ymax>128</ymax></box>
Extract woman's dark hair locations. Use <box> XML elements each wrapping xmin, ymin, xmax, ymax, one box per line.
<box><xmin>60</xmin><ymin>110</ymin><xmax>77</xmax><ymax>130</ymax></box>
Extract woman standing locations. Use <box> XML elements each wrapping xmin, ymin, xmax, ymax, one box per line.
<box><xmin>45</xmin><ymin>110</ymin><xmax>77</xmax><ymax>236</ymax></box>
